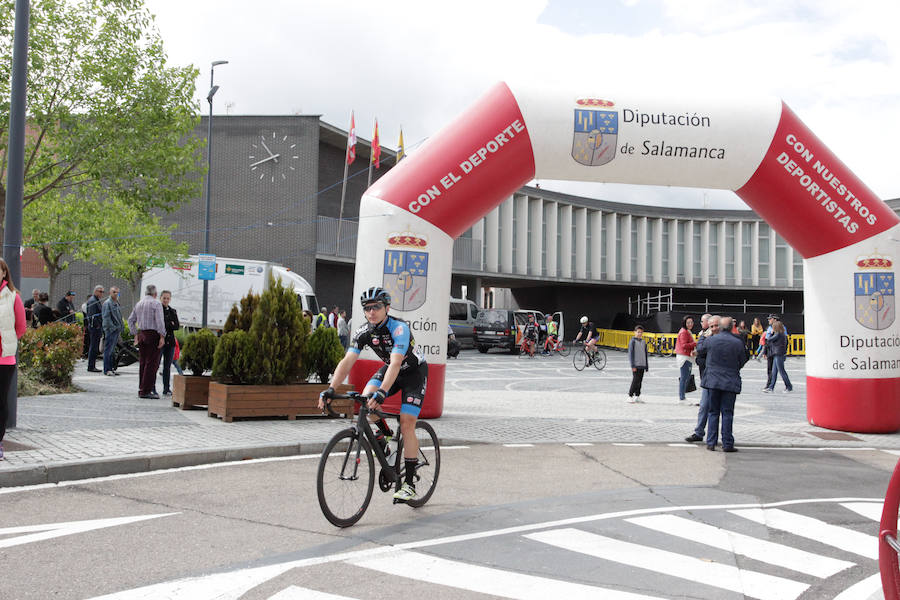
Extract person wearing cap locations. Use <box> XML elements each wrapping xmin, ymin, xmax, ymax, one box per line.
<box><xmin>56</xmin><ymin>290</ymin><xmax>77</xmax><ymax>324</ymax></box>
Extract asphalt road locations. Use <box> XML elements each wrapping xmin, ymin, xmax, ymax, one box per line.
<box><xmin>1</xmin><ymin>443</ymin><xmax>895</xmax><ymax>600</ymax></box>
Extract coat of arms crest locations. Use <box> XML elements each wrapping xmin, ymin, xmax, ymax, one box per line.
<box><xmin>854</xmin><ymin>251</ymin><xmax>895</xmax><ymax>330</ymax></box>
<box><xmin>572</xmin><ymin>98</ymin><xmax>618</xmax><ymax>166</ymax></box>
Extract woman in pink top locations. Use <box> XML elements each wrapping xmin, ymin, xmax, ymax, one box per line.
<box><xmin>675</xmin><ymin>316</ymin><xmax>697</xmax><ymax>402</ymax></box>
<box><xmin>0</xmin><ymin>258</ymin><xmax>27</xmax><ymax>460</ymax></box>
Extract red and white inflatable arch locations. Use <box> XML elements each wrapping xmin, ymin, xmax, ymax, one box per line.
<box><xmin>349</xmin><ymin>82</ymin><xmax>899</xmax><ymax>433</ymax></box>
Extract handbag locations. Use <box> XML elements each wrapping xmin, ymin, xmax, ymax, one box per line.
<box><xmin>174</xmin><ymin>338</ymin><xmax>180</xmax><ymax>361</ymax></box>
<box><xmin>685</xmin><ymin>374</ymin><xmax>697</xmax><ymax>393</ymax></box>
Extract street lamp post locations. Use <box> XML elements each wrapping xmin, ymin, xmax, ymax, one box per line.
<box><xmin>202</xmin><ymin>59</ymin><xmax>228</xmax><ymax>329</ymax></box>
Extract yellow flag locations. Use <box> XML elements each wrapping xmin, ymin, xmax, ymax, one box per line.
<box><xmin>397</xmin><ymin>128</ymin><xmax>405</xmax><ymax>163</ymax></box>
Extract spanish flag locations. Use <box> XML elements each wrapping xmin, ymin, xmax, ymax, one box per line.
<box><xmin>346</xmin><ymin>111</ymin><xmax>357</xmax><ymax>165</ymax></box>
<box><xmin>372</xmin><ymin>119</ymin><xmax>381</xmax><ymax>169</ymax></box>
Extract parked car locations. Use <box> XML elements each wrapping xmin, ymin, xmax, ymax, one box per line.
<box><xmin>474</xmin><ymin>309</ymin><xmax>523</xmax><ymax>354</ymax></box>
<box><xmin>449</xmin><ymin>297</ymin><xmax>479</xmax><ymax>349</ymax></box>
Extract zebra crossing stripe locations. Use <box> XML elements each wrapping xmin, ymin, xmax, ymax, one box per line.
<box><xmin>268</xmin><ymin>587</ymin><xmax>355</xmax><ymax>600</ymax></box>
<box><xmin>839</xmin><ymin>502</ymin><xmax>883</xmax><ymax>522</ymax></box>
<box><xmin>347</xmin><ymin>548</ymin><xmax>665</xmax><ymax>600</ymax></box>
<box><xmin>525</xmin><ymin>528</ymin><xmax>809</xmax><ymax>600</ymax></box>
<box><xmin>832</xmin><ymin>573</ymin><xmax>884</xmax><ymax>600</ymax></box>
<box><xmin>729</xmin><ymin>508</ymin><xmax>878</xmax><ymax>560</ymax></box>
<box><xmin>626</xmin><ymin>514</ymin><xmax>854</xmax><ymax>578</ymax></box>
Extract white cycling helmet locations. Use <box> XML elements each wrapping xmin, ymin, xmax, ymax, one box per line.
<box><xmin>580</xmin><ymin>316</ymin><xmax>588</xmax><ymax>324</ymax></box>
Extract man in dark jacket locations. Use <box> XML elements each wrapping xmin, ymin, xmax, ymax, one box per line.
<box><xmin>56</xmin><ymin>290</ymin><xmax>77</xmax><ymax>324</ymax></box>
<box><xmin>85</xmin><ymin>285</ymin><xmax>105</xmax><ymax>372</ymax></box>
<box><xmin>696</xmin><ymin>316</ymin><xmax>748</xmax><ymax>452</ymax></box>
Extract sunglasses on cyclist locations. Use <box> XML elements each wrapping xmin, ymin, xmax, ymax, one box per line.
<box><xmin>363</xmin><ymin>303</ymin><xmax>385</xmax><ymax>312</ymax></box>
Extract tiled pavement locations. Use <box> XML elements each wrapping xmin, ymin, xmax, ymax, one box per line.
<box><xmin>1</xmin><ymin>348</ymin><xmax>897</xmax><ymax>487</ymax></box>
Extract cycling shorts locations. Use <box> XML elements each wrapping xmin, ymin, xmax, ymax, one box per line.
<box><xmin>366</xmin><ymin>362</ymin><xmax>429</xmax><ymax>417</ymax></box>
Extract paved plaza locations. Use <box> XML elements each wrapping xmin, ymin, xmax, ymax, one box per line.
<box><xmin>1</xmin><ymin>347</ymin><xmax>897</xmax><ymax>487</ymax></box>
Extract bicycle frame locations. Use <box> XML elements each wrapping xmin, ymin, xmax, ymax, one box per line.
<box><xmin>327</xmin><ymin>393</ymin><xmax>399</xmax><ymax>484</ymax></box>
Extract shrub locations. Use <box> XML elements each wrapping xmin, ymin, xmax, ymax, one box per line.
<box><xmin>18</xmin><ymin>322</ymin><xmax>83</xmax><ymax>387</ymax></box>
<box><xmin>223</xmin><ymin>291</ymin><xmax>259</xmax><ymax>333</ymax></box>
<box><xmin>212</xmin><ymin>330</ymin><xmax>257</xmax><ymax>384</ymax></box>
<box><xmin>248</xmin><ymin>275</ymin><xmax>308</xmax><ymax>384</ymax></box>
<box><xmin>179</xmin><ymin>328</ymin><xmax>217</xmax><ymax>376</ymax></box>
<box><xmin>303</xmin><ymin>326</ymin><xmax>346</xmax><ymax>383</ymax></box>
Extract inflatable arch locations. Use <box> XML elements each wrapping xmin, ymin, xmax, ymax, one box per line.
<box><xmin>348</xmin><ymin>82</ymin><xmax>899</xmax><ymax>433</ymax></box>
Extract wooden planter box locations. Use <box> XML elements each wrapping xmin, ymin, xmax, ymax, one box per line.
<box><xmin>207</xmin><ymin>382</ymin><xmax>354</xmax><ymax>422</ymax></box>
<box><xmin>172</xmin><ymin>374</ymin><xmax>211</xmax><ymax>410</ymax></box>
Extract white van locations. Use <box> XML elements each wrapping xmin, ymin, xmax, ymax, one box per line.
<box><xmin>449</xmin><ymin>297</ymin><xmax>479</xmax><ymax>348</ymax></box>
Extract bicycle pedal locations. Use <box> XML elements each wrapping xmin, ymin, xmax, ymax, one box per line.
<box><xmin>392</xmin><ymin>497</ymin><xmax>407</xmax><ymax>505</ymax></box>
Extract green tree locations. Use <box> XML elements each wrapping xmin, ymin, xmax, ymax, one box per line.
<box><xmin>249</xmin><ymin>275</ymin><xmax>308</xmax><ymax>385</ymax></box>
<box><xmin>223</xmin><ymin>291</ymin><xmax>260</xmax><ymax>334</ymax></box>
<box><xmin>80</xmin><ymin>199</ymin><xmax>188</xmax><ymax>299</ymax></box>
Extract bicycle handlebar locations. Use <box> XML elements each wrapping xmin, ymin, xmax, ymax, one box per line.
<box><xmin>321</xmin><ymin>391</ymin><xmax>397</xmax><ymax>419</ymax></box>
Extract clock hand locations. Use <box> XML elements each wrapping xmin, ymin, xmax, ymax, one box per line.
<box><xmin>260</xmin><ymin>139</ymin><xmax>276</xmax><ymax>158</ymax></box>
<box><xmin>249</xmin><ymin>153</ymin><xmax>281</xmax><ymax>168</ymax></box>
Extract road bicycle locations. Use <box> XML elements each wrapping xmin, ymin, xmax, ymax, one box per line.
<box><xmin>317</xmin><ymin>392</ymin><xmax>440</xmax><ymax>527</ymax></box>
<box><xmin>650</xmin><ymin>334</ymin><xmax>676</xmax><ymax>357</ymax></box>
<box><xmin>573</xmin><ymin>341</ymin><xmax>607</xmax><ymax>371</ymax></box>
<box><xmin>543</xmin><ymin>336</ymin><xmax>570</xmax><ymax>357</ymax></box>
<box><xmin>518</xmin><ymin>337</ymin><xmax>537</xmax><ymax>358</ymax></box>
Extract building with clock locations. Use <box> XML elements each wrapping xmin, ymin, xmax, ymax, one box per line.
<box><xmin>43</xmin><ymin>114</ymin><xmax>899</xmax><ymax>335</ymax></box>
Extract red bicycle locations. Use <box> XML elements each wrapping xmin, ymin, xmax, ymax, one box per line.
<box><xmin>518</xmin><ymin>337</ymin><xmax>537</xmax><ymax>358</ymax></box>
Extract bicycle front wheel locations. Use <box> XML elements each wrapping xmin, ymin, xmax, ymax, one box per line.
<box><xmin>557</xmin><ymin>341</ymin><xmax>570</xmax><ymax>357</ymax></box>
<box><xmin>396</xmin><ymin>421</ymin><xmax>441</xmax><ymax>508</ymax></box>
<box><xmin>317</xmin><ymin>428</ymin><xmax>375</xmax><ymax>528</ymax></box>
<box><xmin>573</xmin><ymin>349</ymin><xmax>588</xmax><ymax>371</ymax></box>
<box><xmin>593</xmin><ymin>349</ymin><xmax>607</xmax><ymax>370</ymax></box>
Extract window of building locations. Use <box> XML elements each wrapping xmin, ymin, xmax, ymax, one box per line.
<box><xmin>630</xmin><ymin>218</ymin><xmax>638</xmax><ymax>281</ymax></box>
<box><xmin>661</xmin><ymin>220</ymin><xmax>669</xmax><ymax>279</ymax></box>
<box><xmin>758</xmin><ymin>223</ymin><xmax>770</xmax><ymax>281</ymax></box>
<box><xmin>586</xmin><ymin>212</ymin><xmax>592</xmax><ymax>277</ymax></box>
<box><xmin>615</xmin><ymin>215</ymin><xmax>623</xmax><ymax>281</ymax></box>
<box><xmin>708</xmin><ymin>222</ymin><xmax>718</xmax><ymax>280</ymax></box>
<box><xmin>741</xmin><ymin>222</ymin><xmax>753</xmax><ymax>284</ymax></box>
<box><xmin>725</xmin><ymin>222</ymin><xmax>736</xmax><ymax>283</ymax></box>
<box><xmin>793</xmin><ymin>248</ymin><xmax>803</xmax><ymax>286</ymax></box>
<box><xmin>775</xmin><ymin>234</ymin><xmax>788</xmax><ymax>286</ymax></box>
<box><xmin>600</xmin><ymin>216</ymin><xmax>607</xmax><ymax>279</ymax></box>
<box><xmin>677</xmin><ymin>221</ymin><xmax>686</xmax><ymax>283</ymax></box>
<box><xmin>692</xmin><ymin>223</ymin><xmax>702</xmax><ymax>284</ymax></box>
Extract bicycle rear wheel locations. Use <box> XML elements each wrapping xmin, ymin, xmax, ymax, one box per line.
<box><xmin>395</xmin><ymin>421</ymin><xmax>441</xmax><ymax>508</ymax></box>
<box><xmin>316</xmin><ymin>429</ymin><xmax>375</xmax><ymax>527</ymax></box>
<box><xmin>593</xmin><ymin>348</ymin><xmax>607</xmax><ymax>370</ymax></box>
<box><xmin>573</xmin><ymin>349</ymin><xmax>588</xmax><ymax>371</ymax></box>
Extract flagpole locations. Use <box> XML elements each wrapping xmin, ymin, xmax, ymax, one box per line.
<box><xmin>367</xmin><ymin>153</ymin><xmax>373</xmax><ymax>188</ymax></box>
<box><xmin>336</xmin><ymin>157</ymin><xmax>349</xmax><ymax>256</ymax></box>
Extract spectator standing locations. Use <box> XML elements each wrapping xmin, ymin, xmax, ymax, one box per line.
<box><xmin>302</xmin><ymin>309</ymin><xmax>314</xmax><ymax>333</ymax></box>
<box><xmin>314</xmin><ymin>306</ymin><xmax>329</xmax><ymax>329</ymax></box>
<box><xmin>23</xmin><ymin>288</ymin><xmax>39</xmax><ymax>327</ymax></box>
<box><xmin>56</xmin><ymin>291</ymin><xmax>77</xmax><ymax>324</ymax></box>
<box><xmin>697</xmin><ymin>316</ymin><xmax>748</xmax><ymax>452</ymax></box>
<box><xmin>127</xmin><ymin>284</ymin><xmax>166</xmax><ymax>399</ymax></box>
<box><xmin>626</xmin><ymin>325</ymin><xmax>648</xmax><ymax>403</ymax></box>
<box><xmin>159</xmin><ymin>290</ymin><xmax>183</xmax><ymax>396</ymax></box>
<box><xmin>101</xmin><ymin>287</ymin><xmax>123</xmax><ymax>376</ymax></box>
<box><xmin>763</xmin><ymin>320</ymin><xmax>793</xmax><ymax>393</ymax></box>
<box><xmin>762</xmin><ymin>314</ymin><xmax>788</xmax><ymax>382</ymax></box>
<box><xmin>84</xmin><ymin>285</ymin><xmax>105</xmax><ymax>372</ymax></box>
<box><xmin>675</xmin><ymin>316</ymin><xmax>697</xmax><ymax>404</ymax></box>
<box><xmin>737</xmin><ymin>320</ymin><xmax>752</xmax><ymax>354</ymax></box>
<box><xmin>32</xmin><ymin>292</ymin><xmax>55</xmax><ymax>327</ymax></box>
<box><xmin>750</xmin><ymin>318</ymin><xmax>764</xmax><ymax>357</ymax></box>
<box><xmin>686</xmin><ymin>315</ymin><xmax>720</xmax><ymax>442</ymax></box>
<box><xmin>0</xmin><ymin>259</ymin><xmax>28</xmax><ymax>460</ymax></box>
<box><xmin>337</xmin><ymin>309</ymin><xmax>350</xmax><ymax>349</ymax></box>
<box><xmin>328</xmin><ymin>305</ymin><xmax>339</xmax><ymax>328</ymax></box>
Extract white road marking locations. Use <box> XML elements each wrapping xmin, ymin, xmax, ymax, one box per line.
<box><xmin>833</xmin><ymin>573</ymin><xmax>885</xmax><ymax>600</ymax></box>
<box><xmin>0</xmin><ymin>513</ymin><xmax>179</xmax><ymax>549</ymax></box>
<box><xmin>627</xmin><ymin>514</ymin><xmax>854</xmax><ymax>578</ymax></box>
<box><xmin>503</xmin><ymin>444</ymin><xmax>535</xmax><ymax>448</ymax></box>
<box><xmin>268</xmin><ymin>586</ymin><xmax>356</xmax><ymax>600</ymax></box>
<box><xmin>83</xmin><ymin>498</ymin><xmax>883</xmax><ymax>600</ymax></box>
<box><xmin>565</xmin><ymin>442</ymin><xmax>594</xmax><ymax>447</ymax></box>
<box><xmin>525</xmin><ymin>528</ymin><xmax>808</xmax><ymax>600</ymax></box>
<box><xmin>730</xmin><ymin>508</ymin><xmax>878</xmax><ymax>559</ymax></box>
<box><xmin>347</xmin><ymin>548</ymin><xmax>664</xmax><ymax>600</ymax></box>
<box><xmin>613</xmin><ymin>443</ymin><xmax>645</xmax><ymax>446</ymax></box>
<box><xmin>840</xmin><ymin>502</ymin><xmax>884</xmax><ymax>522</ymax></box>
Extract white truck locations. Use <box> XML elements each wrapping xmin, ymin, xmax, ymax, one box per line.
<box><xmin>141</xmin><ymin>256</ymin><xmax>318</xmax><ymax>329</ymax></box>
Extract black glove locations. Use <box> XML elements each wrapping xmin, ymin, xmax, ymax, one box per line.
<box><xmin>371</xmin><ymin>388</ymin><xmax>387</xmax><ymax>404</ymax></box>
<box><xmin>319</xmin><ymin>386</ymin><xmax>335</xmax><ymax>401</ymax></box>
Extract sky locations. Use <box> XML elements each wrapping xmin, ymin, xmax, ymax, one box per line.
<box><xmin>144</xmin><ymin>0</ymin><xmax>899</xmax><ymax>210</ymax></box>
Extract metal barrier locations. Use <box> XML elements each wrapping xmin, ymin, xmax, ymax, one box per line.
<box><xmin>881</xmin><ymin>458</ymin><xmax>900</xmax><ymax>600</ymax></box>
<box><xmin>594</xmin><ymin>328</ymin><xmax>806</xmax><ymax>357</ymax></box>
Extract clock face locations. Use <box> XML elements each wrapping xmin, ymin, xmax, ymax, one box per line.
<box><xmin>249</xmin><ymin>131</ymin><xmax>299</xmax><ymax>183</ymax></box>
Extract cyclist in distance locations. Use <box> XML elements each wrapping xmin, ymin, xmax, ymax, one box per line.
<box><xmin>522</xmin><ymin>313</ymin><xmax>540</xmax><ymax>355</ymax></box>
<box><xmin>543</xmin><ymin>314</ymin><xmax>559</xmax><ymax>355</ymax></box>
<box><xmin>318</xmin><ymin>286</ymin><xmax>427</xmax><ymax>503</ymax></box>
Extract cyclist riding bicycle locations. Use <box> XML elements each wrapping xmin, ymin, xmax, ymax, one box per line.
<box><xmin>522</xmin><ymin>314</ymin><xmax>539</xmax><ymax>355</ymax></box>
<box><xmin>543</xmin><ymin>315</ymin><xmax>559</xmax><ymax>355</ymax></box>
<box><xmin>573</xmin><ymin>316</ymin><xmax>599</xmax><ymax>358</ymax></box>
<box><xmin>318</xmin><ymin>286</ymin><xmax>427</xmax><ymax>503</ymax></box>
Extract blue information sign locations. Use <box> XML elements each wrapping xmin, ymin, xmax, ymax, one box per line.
<box><xmin>198</xmin><ymin>254</ymin><xmax>216</xmax><ymax>281</ymax></box>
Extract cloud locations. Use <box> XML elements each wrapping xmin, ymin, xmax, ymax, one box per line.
<box><xmin>145</xmin><ymin>0</ymin><xmax>899</xmax><ymax>208</ymax></box>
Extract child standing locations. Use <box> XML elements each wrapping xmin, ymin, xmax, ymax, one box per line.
<box><xmin>627</xmin><ymin>326</ymin><xmax>649</xmax><ymax>403</ymax></box>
